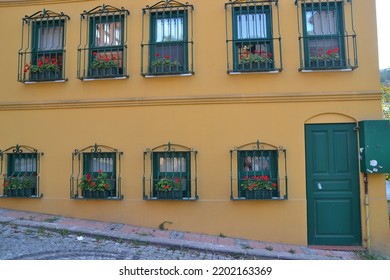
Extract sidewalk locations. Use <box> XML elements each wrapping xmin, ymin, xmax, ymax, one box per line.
<box><xmin>0</xmin><ymin>207</ymin><xmax>359</xmax><ymax>260</ymax></box>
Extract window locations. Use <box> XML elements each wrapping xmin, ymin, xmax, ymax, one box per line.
<box><xmin>89</xmin><ymin>16</ymin><xmax>124</xmax><ymax>78</ymax></box>
<box><xmin>18</xmin><ymin>10</ymin><xmax>69</xmax><ymax>83</ymax></box>
<box><xmin>153</xmin><ymin>152</ymin><xmax>191</xmax><ymax>199</ymax></box>
<box><xmin>143</xmin><ymin>143</ymin><xmax>198</xmax><ymax>200</ymax></box>
<box><xmin>71</xmin><ymin>144</ymin><xmax>123</xmax><ymax>200</ymax></box>
<box><xmin>237</xmin><ymin>150</ymin><xmax>278</xmax><ymax>199</ymax></box>
<box><xmin>1</xmin><ymin>145</ymin><xmax>42</xmax><ymax>198</ymax></box>
<box><xmin>77</xmin><ymin>5</ymin><xmax>129</xmax><ymax>80</ymax></box>
<box><xmin>141</xmin><ymin>1</ymin><xmax>194</xmax><ymax>77</ymax></box>
<box><xmin>225</xmin><ymin>0</ymin><xmax>282</xmax><ymax>73</ymax></box>
<box><xmin>230</xmin><ymin>141</ymin><xmax>287</xmax><ymax>200</ymax></box>
<box><xmin>296</xmin><ymin>0</ymin><xmax>358</xmax><ymax>71</ymax></box>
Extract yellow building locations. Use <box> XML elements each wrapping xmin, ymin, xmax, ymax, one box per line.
<box><xmin>1</xmin><ymin>0</ymin><xmax>389</xmax><ymax>255</ymax></box>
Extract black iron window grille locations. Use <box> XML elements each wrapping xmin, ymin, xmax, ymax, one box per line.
<box><xmin>143</xmin><ymin>142</ymin><xmax>198</xmax><ymax>200</ymax></box>
<box><xmin>0</xmin><ymin>145</ymin><xmax>43</xmax><ymax>198</ymax></box>
<box><xmin>71</xmin><ymin>144</ymin><xmax>123</xmax><ymax>200</ymax></box>
<box><xmin>225</xmin><ymin>0</ymin><xmax>282</xmax><ymax>74</ymax></box>
<box><xmin>77</xmin><ymin>4</ymin><xmax>130</xmax><ymax>80</ymax></box>
<box><xmin>230</xmin><ymin>140</ymin><xmax>287</xmax><ymax>200</ymax></box>
<box><xmin>141</xmin><ymin>0</ymin><xmax>194</xmax><ymax>77</ymax></box>
<box><xmin>296</xmin><ymin>0</ymin><xmax>358</xmax><ymax>71</ymax></box>
<box><xmin>18</xmin><ymin>9</ymin><xmax>70</xmax><ymax>83</ymax></box>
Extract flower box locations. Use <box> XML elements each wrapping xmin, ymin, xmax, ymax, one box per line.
<box><xmin>245</xmin><ymin>190</ymin><xmax>273</xmax><ymax>200</ymax></box>
<box><xmin>81</xmin><ymin>190</ymin><xmax>110</xmax><ymax>199</ymax></box>
<box><xmin>309</xmin><ymin>60</ymin><xmax>343</xmax><ymax>69</ymax></box>
<box><xmin>4</xmin><ymin>188</ymin><xmax>33</xmax><ymax>198</ymax></box>
<box><xmin>156</xmin><ymin>190</ymin><xmax>183</xmax><ymax>200</ymax></box>
<box><xmin>30</xmin><ymin>71</ymin><xmax>60</xmax><ymax>81</ymax></box>
<box><xmin>237</xmin><ymin>62</ymin><xmax>274</xmax><ymax>71</ymax></box>
<box><xmin>150</xmin><ymin>65</ymin><xmax>183</xmax><ymax>75</ymax></box>
<box><xmin>90</xmin><ymin>67</ymin><xmax>119</xmax><ymax>78</ymax></box>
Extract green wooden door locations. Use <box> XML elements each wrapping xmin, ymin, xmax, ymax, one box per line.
<box><xmin>305</xmin><ymin>123</ymin><xmax>362</xmax><ymax>246</ymax></box>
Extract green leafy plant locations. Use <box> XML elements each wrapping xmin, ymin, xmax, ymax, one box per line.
<box><xmin>24</xmin><ymin>57</ymin><xmax>60</xmax><ymax>73</ymax></box>
<box><xmin>155</xmin><ymin>178</ymin><xmax>182</xmax><ymax>192</ymax></box>
<box><xmin>2</xmin><ymin>174</ymin><xmax>34</xmax><ymax>191</ymax></box>
<box><xmin>238</xmin><ymin>46</ymin><xmax>273</xmax><ymax>67</ymax></box>
<box><xmin>240</xmin><ymin>175</ymin><xmax>277</xmax><ymax>191</ymax></box>
<box><xmin>91</xmin><ymin>52</ymin><xmax>119</xmax><ymax>70</ymax></box>
<box><xmin>151</xmin><ymin>53</ymin><xmax>181</xmax><ymax>68</ymax></box>
<box><xmin>310</xmin><ymin>47</ymin><xmax>340</xmax><ymax>62</ymax></box>
<box><xmin>79</xmin><ymin>170</ymin><xmax>112</xmax><ymax>191</ymax></box>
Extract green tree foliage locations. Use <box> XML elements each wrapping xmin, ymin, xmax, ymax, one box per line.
<box><xmin>380</xmin><ymin>68</ymin><xmax>390</xmax><ymax>84</ymax></box>
<box><xmin>383</xmin><ymin>85</ymin><xmax>390</xmax><ymax>120</ymax></box>
<box><xmin>382</xmin><ymin>86</ymin><xmax>390</xmax><ymax>181</ymax></box>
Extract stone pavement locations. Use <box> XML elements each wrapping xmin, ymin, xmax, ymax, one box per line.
<box><xmin>0</xmin><ymin>207</ymin><xmax>359</xmax><ymax>260</ymax></box>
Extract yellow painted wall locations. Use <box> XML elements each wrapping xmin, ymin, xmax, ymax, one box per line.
<box><xmin>0</xmin><ymin>0</ymin><xmax>388</xmax><ymax>254</ymax></box>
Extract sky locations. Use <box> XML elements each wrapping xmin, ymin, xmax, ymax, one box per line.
<box><xmin>376</xmin><ymin>0</ymin><xmax>390</xmax><ymax>69</ymax></box>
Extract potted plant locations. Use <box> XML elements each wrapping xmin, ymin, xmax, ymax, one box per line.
<box><xmin>150</xmin><ymin>53</ymin><xmax>182</xmax><ymax>74</ymax></box>
<box><xmin>238</xmin><ymin>49</ymin><xmax>273</xmax><ymax>71</ymax></box>
<box><xmin>79</xmin><ymin>170</ymin><xmax>112</xmax><ymax>199</ymax></box>
<box><xmin>90</xmin><ymin>52</ymin><xmax>120</xmax><ymax>77</ymax></box>
<box><xmin>240</xmin><ymin>175</ymin><xmax>277</xmax><ymax>199</ymax></box>
<box><xmin>2</xmin><ymin>174</ymin><xmax>11</xmax><ymax>197</ymax></box>
<box><xmin>309</xmin><ymin>47</ymin><xmax>342</xmax><ymax>68</ymax></box>
<box><xmin>2</xmin><ymin>174</ymin><xmax>34</xmax><ymax>197</ymax></box>
<box><xmin>24</xmin><ymin>57</ymin><xmax>61</xmax><ymax>81</ymax></box>
<box><xmin>155</xmin><ymin>177</ymin><xmax>183</xmax><ymax>199</ymax></box>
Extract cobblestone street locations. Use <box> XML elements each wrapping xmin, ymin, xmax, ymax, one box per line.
<box><xmin>0</xmin><ymin>223</ymin><xmax>259</xmax><ymax>260</ymax></box>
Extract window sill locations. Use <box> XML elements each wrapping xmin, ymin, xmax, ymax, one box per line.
<box><xmin>24</xmin><ymin>79</ymin><xmax>67</xmax><ymax>84</ymax></box>
<box><xmin>231</xmin><ymin>196</ymin><xmax>287</xmax><ymax>201</ymax></box>
<box><xmin>228</xmin><ymin>70</ymin><xmax>281</xmax><ymax>75</ymax></box>
<box><xmin>144</xmin><ymin>196</ymin><xmax>198</xmax><ymax>201</ymax></box>
<box><xmin>142</xmin><ymin>72</ymin><xmax>194</xmax><ymax>78</ymax></box>
<box><xmin>0</xmin><ymin>194</ymin><xmax>43</xmax><ymax>199</ymax></box>
<box><xmin>81</xmin><ymin>75</ymin><xmax>129</xmax><ymax>82</ymax></box>
<box><xmin>73</xmin><ymin>195</ymin><xmax>124</xmax><ymax>200</ymax></box>
<box><xmin>300</xmin><ymin>68</ymin><xmax>354</xmax><ymax>73</ymax></box>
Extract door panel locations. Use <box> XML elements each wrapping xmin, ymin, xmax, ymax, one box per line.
<box><xmin>305</xmin><ymin>123</ymin><xmax>361</xmax><ymax>246</ymax></box>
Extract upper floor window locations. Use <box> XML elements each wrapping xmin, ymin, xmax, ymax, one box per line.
<box><xmin>77</xmin><ymin>4</ymin><xmax>129</xmax><ymax>80</ymax></box>
<box><xmin>296</xmin><ymin>0</ymin><xmax>358</xmax><ymax>71</ymax></box>
<box><xmin>225</xmin><ymin>0</ymin><xmax>282</xmax><ymax>74</ymax></box>
<box><xmin>141</xmin><ymin>0</ymin><xmax>194</xmax><ymax>77</ymax></box>
<box><xmin>1</xmin><ymin>145</ymin><xmax>43</xmax><ymax>198</ymax></box>
<box><xmin>18</xmin><ymin>9</ymin><xmax>69</xmax><ymax>83</ymax></box>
